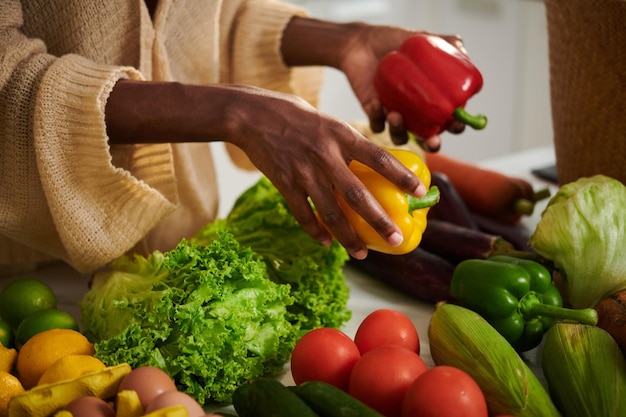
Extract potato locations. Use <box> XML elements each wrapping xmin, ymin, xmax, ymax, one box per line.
<box><xmin>595</xmin><ymin>290</ymin><xmax>626</xmax><ymax>354</ymax></box>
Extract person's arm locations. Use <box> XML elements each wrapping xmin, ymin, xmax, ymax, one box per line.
<box><xmin>104</xmin><ymin>76</ymin><xmax>426</xmax><ymax>260</ymax></box>
<box><xmin>105</xmin><ymin>80</ymin><xmax>235</xmax><ymax>144</ymax></box>
<box><xmin>104</xmin><ymin>18</ymin><xmax>363</xmax><ymax>144</ymax></box>
<box><xmin>280</xmin><ymin>17</ymin><xmax>366</xmax><ymax>69</ymax></box>
<box><xmin>103</xmin><ymin>16</ymin><xmax>441</xmax><ymax>261</ymax></box>
<box><xmin>280</xmin><ymin>16</ymin><xmax>468</xmax><ymax>151</ymax></box>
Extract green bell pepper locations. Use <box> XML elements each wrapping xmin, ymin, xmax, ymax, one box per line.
<box><xmin>450</xmin><ymin>255</ymin><xmax>598</xmax><ymax>352</ymax></box>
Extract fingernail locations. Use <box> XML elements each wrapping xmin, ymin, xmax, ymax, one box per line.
<box><xmin>387</xmin><ymin>231</ymin><xmax>404</xmax><ymax>247</ymax></box>
<box><xmin>352</xmin><ymin>248</ymin><xmax>368</xmax><ymax>260</ymax></box>
<box><xmin>421</xmin><ymin>141</ymin><xmax>440</xmax><ymax>153</ymax></box>
<box><xmin>415</xmin><ymin>183</ymin><xmax>427</xmax><ymax>197</ymax></box>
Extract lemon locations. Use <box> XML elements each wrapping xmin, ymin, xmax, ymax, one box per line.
<box><xmin>15</xmin><ymin>309</ymin><xmax>79</xmax><ymax>348</ymax></box>
<box><xmin>0</xmin><ymin>278</ymin><xmax>57</xmax><ymax>331</ymax></box>
<box><xmin>16</xmin><ymin>328</ymin><xmax>94</xmax><ymax>389</ymax></box>
<box><xmin>37</xmin><ymin>354</ymin><xmax>106</xmax><ymax>385</ymax></box>
<box><xmin>0</xmin><ymin>319</ymin><xmax>13</xmax><ymax>349</ymax></box>
<box><xmin>0</xmin><ymin>343</ymin><xmax>17</xmax><ymax>374</ymax></box>
<box><xmin>0</xmin><ymin>370</ymin><xmax>24</xmax><ymax>417</ymax></box>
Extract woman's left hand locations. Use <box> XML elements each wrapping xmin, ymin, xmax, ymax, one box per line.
<box><xmin>336</xmin><ymin>24</ymin><xmax>468</xmax><ymax>151</ymax></box>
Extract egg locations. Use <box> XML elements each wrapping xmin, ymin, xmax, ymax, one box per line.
<box><xmin>145</xmin><ymin>390</ymin><xmax>205</xmax><ymax>417</ymax></box>
<box><xmin>65</xmin><ymin>396</ymin><xmax>115</xmax><ymax>417</ymax></box>
<box><xmin>116</xmin><ymin>366</ymin><xmax>178</xmax><ymax>409</ymax></box>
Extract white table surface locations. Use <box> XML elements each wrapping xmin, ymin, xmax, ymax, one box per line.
<box><xmin>0</xmin><ymin>145</ymin><xmax>559</xmax><ymax>406</ymax></box>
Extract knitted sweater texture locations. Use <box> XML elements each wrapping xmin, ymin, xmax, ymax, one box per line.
<box><xmin>0</xmin><ymin>0</ymin><xmax>322</xmax><ymax>274</ymax></box>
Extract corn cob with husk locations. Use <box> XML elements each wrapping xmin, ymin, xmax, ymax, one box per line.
<box><xmin>428</xmin><ymin>302</ymin><xmax>561</xmax><ymax>417</ymax></box>
<box><xmin>542</xmin><ymin>322</ymin><xmax>626</xmax><ymax>417</ymax></box>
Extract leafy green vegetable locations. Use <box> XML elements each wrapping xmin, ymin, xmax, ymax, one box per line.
<box><xmin>530</xmin><ymin>175</ymin><xmax>626</xmax><ymax>308</ymax></box>
<box><xmin>80</xmin><ymin>233</ymin><xmax>297</xmax><ymax>405</ymax></box>
<box><xmin>192</xmin><ymin>176</ymin><xmax>351</xmax><ymax>332</ymax></box>
<box><xmin>80</xmin><ymin>177</ymin><xmax>352</xmax><ymax>405</ymax></box>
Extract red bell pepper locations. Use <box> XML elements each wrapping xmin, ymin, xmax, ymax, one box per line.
<box><xmin>374</xmin><ymin>33</ymin><xmax>487</xmax><ymax>140</ymax></box>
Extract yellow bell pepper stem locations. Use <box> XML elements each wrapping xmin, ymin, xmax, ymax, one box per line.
<box><xmin>408</xmin><ymin>186</ymin><xmax>440</xmax><ymax>211</ymax></box>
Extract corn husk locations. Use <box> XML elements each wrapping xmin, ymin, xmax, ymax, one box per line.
<box><xmin>428</xmin><ymin>303</ymin><xmax>561</xmax><ymax>417</ymax></box>
<box><xmin>542</xmin><ymin>323</ymin><xmax>626</xmax><ymax>417</ymax></box>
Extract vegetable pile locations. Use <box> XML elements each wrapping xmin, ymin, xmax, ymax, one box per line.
<box><xmin>80</xmin><ymin>177</ymin><xmax>351</xmax><ymax>405</ymax></box>
<box><xmin>349</xmin><ymin>156</ymin><xmax>547</xmax><ymax>304</ymax></box>
<box><xmin>237</xmin><ymin>308</ymin><xmax>492</xmax><ymax>417</ymax></box>
<box><xmin>348</xmin><ymin>171</ymin><xmax>626</xmax><ymax>416</ymax></box>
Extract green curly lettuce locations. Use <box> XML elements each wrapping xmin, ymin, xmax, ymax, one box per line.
<box><xmin>80</xmin><ymin>233</ymin><xmax>297</xmax><ymax>405</ymax></box>
<box><xmin>192</xmin><ymin>176</ymin><xmax>351</xmax><ymax>332</ymax></box>
<box><xmin>530</xmin><ymin>175</ymin><xmax>626</xmax><ymax>308</ymax></box>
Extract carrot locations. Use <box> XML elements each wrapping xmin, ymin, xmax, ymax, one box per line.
<box><xmin>424</xmin><ymin>152</ymin><xmax>547</xmax><ymax>224</ymax></box>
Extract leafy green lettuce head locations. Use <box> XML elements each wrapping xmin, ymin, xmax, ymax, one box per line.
<box><xmin>193</xmin><ymin>176</ymin><xmax>351</xmax><ymax>332</ymax></box>
<box><xmin>530</xmin><ymin>175</ymin><xmax>626</xmax><ymax>308</ymax></box>
<box><xmin>80</xmin><ymin>232</ymin><xmax>297</xmax><ymax>405</ymax></box>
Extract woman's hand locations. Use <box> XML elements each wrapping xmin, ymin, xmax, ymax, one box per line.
<box><xmin>105</xmin><ymin>80</ymin><xmax>425</xmax><ymax>259</ymax></box>
<box><xmin>224</xmin><ymin>86</ymin><xmax>426</xmax><ymax>260</ymax></box>
<box><xmin>336</xmin><ymin>24</ymin><xmax>468</xmax><ymax>151</ymax></box>
<box><xmin>281</xmin><ymin>17</ymin><xmax>469</xmax><ymax>151</ymax></box>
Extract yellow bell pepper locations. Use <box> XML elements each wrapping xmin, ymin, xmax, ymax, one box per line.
<box><xmin>336</xmin><ymin>148</ymin><xmax>439</xmax><ymax>255</ymax></box>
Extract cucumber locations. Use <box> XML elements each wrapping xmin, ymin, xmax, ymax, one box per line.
<box><xmin>289</xmin><ymin>381</ymin><xmax>384</xmax><ymax>417</ymax></box>
<box><xmin>232</xmin><ymin>378</ymin><xmax>320</xmax><ymax>417</ymax></box>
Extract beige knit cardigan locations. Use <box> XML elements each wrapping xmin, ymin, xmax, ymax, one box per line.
<box><xmin>0</xmin><ymin>0</ymin><xmax>323</xmax><ymax>275</ymax></box>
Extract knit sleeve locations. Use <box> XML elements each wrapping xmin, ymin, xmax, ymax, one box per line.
<box><xmin>0</xmin><ymin>2</ymin><xmax>177</xmax><ymax>273</ymax></box>
<box><xmin>230</xmin><ymin>0</ymin><xmax>323</xmax><ymax>103</ymax></box>
<box><xmin>34</xmin><ymin>55</ymin><xmax>179</xmax><ymax>272</ymax></box>
<box><xmin>224</xmin><ymin>0</ymin><xmax>325</xmax><ymax>170</ymax></box>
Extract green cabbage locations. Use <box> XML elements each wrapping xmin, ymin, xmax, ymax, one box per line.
<box><xmin>530</xmin><ymin>175</ymin><xmax>626</xmax><ymax>308</ymax></box>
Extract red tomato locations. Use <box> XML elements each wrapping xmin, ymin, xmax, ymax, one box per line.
<box><xmin>354</xmin><ymin>309</ymin><xmax>420</xmax><ymax>355</ymax></box>
<box><xmin>401</xmin><ymin>365</ymin><xmax>488</xmax><ymax>417</ymax></box>
<box><xmin>348</xmin><ymin>344</ymin><xmax>427</xmax><ymax>417</ymax></box>
<box><xmin>290</xmin><ymin>327</ymin><xmax>360</xmax><ymax>391</ymax></box>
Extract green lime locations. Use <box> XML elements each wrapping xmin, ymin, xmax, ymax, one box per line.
<box><xmin>0</xmin><ymin>318</ymin><xmax>14</xmax><ymax>349</ymax></box>
<box><xmin>0</xmin><ymin>278</ymin><xmax>57</xmax><ymax>331</ymax></box>
<box><xmin>15</xmin><ymin>308</ymin><xmax>79</xmax><ymax>348</ymax></box>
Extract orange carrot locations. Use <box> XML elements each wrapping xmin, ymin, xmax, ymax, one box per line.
<box><xmin>424</xmin><ymin>152</ymin><xmax>545</xmax><ymax>224</ymax></box>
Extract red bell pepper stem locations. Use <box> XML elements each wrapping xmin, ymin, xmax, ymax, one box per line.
<box><xmin>452</xmin><ymin>107</ymin><xmax>487</xmax><ymax>130</ymax></box>
<box><xmin>452</xmin><ymin>107</ymin><xmax>488</xmax><ymax>130</ymax></box>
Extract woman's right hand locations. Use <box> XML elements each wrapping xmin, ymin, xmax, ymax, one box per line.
<box><xmin>223</xmin><ymin>85</ymin><xmax>426</xmax><ymax>260</ymax></box>
<box><xmin>105</xmin><ymin>80</ymin><xmax>425</xmax><ymax>259</ymax></box>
